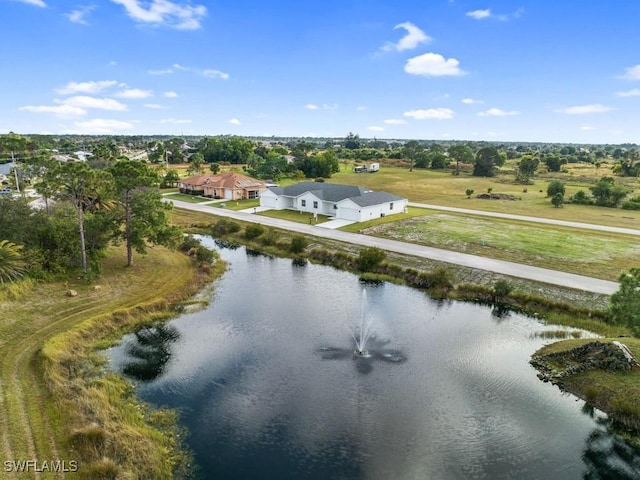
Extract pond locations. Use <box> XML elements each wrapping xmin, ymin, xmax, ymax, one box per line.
<box><xmin>108</xmin><ymin>236</ymin><xmax>640</xmax><ymax>479</ymax></box>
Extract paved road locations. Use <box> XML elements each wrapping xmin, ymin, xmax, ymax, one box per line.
<box><xmin>168</xmin><ymin>199</ymin><xmax>620</xmax><ymax>295</ymax></box>
<box><xmin>409</xmin><ymin>202</ymin><xmax>640</xmax><ymax>236</ymax></box>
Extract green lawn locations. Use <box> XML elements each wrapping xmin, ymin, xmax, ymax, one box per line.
<box><xmin>214</xmin><ymin>198</ymin><xmax>260</xmax><ymax>210</ymax></box>
<box><xmin>361</xmin><ymin>213</ymin><xmax>639</xmax><ymax>280</ymax></box>
<box><xmin>325</xmin><ymin>164</ymin><xmax>640</xmax><ymax>229</ymax></box>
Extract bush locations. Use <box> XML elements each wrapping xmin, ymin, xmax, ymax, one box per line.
<box><xmin>546</xmin><ymin>180</ymin><xmax>565</xmax><ymax>198</ymax></box>
<box><xmin>211</xmin><ymin>219</ymin><xmax>241</xmax><ymax>236</ymax></box>
<box><xmin>357</xmin><ymin>247</ymin><xmax>386</xmax><ymax>271</ymax></box>
<box><xmin>493</xmin><ymin>280</ymin><xmax>513</xmax><ymax>301</ymax></box>
<box><xmin>290</xmin><ymin>236</ymin><xmax>308</xmax><ymax>254</ymax></box>
<box><xmin>244</xmin><ymin>224</ymin><xmax>264</xmax><ymax>239</ymax></box>
<box><xmin>261</xmin><ymin>228</ymin><xmax>279</xmax><ymax>246</ymax></box>
<box><xmin>622</xmin><ymin>195</ymin><xmax>640</xmax><ymax>210</ymax></box>
<box><xmin>195</xmin><ymin>245</ymin><xmax>216</xmax><ymax>264</ymax></box>
<box><xmin>465</xmin><ymin>189</ymin><xmax>474</xmax><ymax>198</ymax></box>
<box><xmin>551</xmin><ymin>192</ymin><xmax>564</xmax><ymax>208</ymax></box>
<box><xmin>569</xmin><ymin>190</ymin><xmax>592</xmax><ymax>205</ymax></box>
<box><xmin>178</xmin><ymin>235</ymin><xmax>201</xmax><ymax>252</ymax></box>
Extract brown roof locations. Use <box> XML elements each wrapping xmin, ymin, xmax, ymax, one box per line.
<box><xmin>181</xmin><ymin>172</ymin><xmax>265</xmax><ymax>189</ymax></box>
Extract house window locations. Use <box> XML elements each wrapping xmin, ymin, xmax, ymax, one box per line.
<box><xmin>390</xmin><ymin>202</ymin><xmax>394</xmax><ymax>210</ymax></box>
<box><xmin>313</xmin><ymin>201</ymin><xmax>318</xmax><ymax>209</ymax></box>
<box><xmin>301</xmin><ymin>200</ymin><xmax>306</xmax><ymax>207</ymax></box>
<box><xmin>333</xmin><ymin>204</ymin><xmax>338</xmax><ymax>209</ymax></box>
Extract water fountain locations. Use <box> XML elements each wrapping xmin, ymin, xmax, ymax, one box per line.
<box><xmin>352</xmin><ymin>290</ymin><xmax>373</xmax><ymax>358</ymax></box>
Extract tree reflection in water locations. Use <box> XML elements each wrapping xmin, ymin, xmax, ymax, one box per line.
<box><xmin>122</xmin><ymin>324</ymin><xmax>180</xmax><ymax>381</ymax></box>
<box><xmin>582</xmin><ymin>413</ymin><xmax>640</xmax><ymax>479</ymax></box>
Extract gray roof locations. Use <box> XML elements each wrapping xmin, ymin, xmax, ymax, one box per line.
<box><xmin>268</xmin><ymin>181</ymin><xmax>404</xmax><ymax>206</ymax></box>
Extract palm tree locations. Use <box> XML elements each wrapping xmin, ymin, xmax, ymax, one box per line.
<box><xmin>0</xmin><ymin>240</ymin><xmax>27</xmax><ymax>283</ymax></box>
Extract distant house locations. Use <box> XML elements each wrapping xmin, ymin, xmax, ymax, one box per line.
<box><xmin>260</xmin><ymin>182</ymin><xmax>407</xmax><ymax>222</ymax></box>
<box><xmin>179</xmin><ymin>172</ymin><xmax>266</xmax><ymax>200</ymax></box>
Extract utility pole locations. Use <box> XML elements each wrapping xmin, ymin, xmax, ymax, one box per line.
<box><xmin>11</xmin><ymin>151</ymin><xmax>19</xmax><ymax>195</ymax></box>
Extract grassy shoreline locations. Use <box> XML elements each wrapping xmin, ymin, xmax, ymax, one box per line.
<box><xmin>0</xmin><ymin>245</ymin><xmax>225</xmax><ymax>479</ymax></box>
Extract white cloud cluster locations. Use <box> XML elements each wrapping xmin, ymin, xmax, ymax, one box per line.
<box><xmin>466</xmin><ymin>8</ymin><xmax>524</xmax><ymax>21</ymax></box>
<box><xmin>462</xmin><ymin>98</ymin><xmax>484</xmax><ymax>104</ymax></box>
<box><xmin>11</xmin><ymin>0</ymin><xmax>46</xmax><ymax>7</ymax></box>
<box><xmin>55</xmin><ymin>80</ymin><xmax>118</xmax><ymax>95</ymax></box>
<box><xmin>148</xmin><ymin>64</ymin><xmax>229</xmax><ymax>79</ymax></box>
<box><xmin>305</xmin><ymin>103</ymin><xmax>338</xmax><ymax>111</ymax></box>
<box><xmin>478</xmin><ymin>108</ymin><xmax>519</xmax><ymax>117</ymax></box>
<box><xmin>368</xmin><ymin>126</ymin><xmax>384</xmax><ymax>132</ymax></box>
<box><xmin>619</xmin><ymin>64</ymin><xmax>640</xmax><ymax>80</ymax></box>
<box><xmin>116</xmin><ymin>88</ymin><xmax>153</xmax><ymax>99</ymax></box>
<box><xmin>381</xmin><ymin>22</ymin><xmax>431</xmax><ymax>52</ymax></box>
<box><xmin>616</xmin><ymin>88</ymin><xmax>640</xmax><ymax>97</ymax></box>
<box><xmin>229</xmin><ymin>118</ymin><xmax>241</xmax><ymax>126</ymax></box>
<box><xmin>65</xmin><ymin>6</ymin><xmax>95</xmax><ymax>25</ymax></box>
<box><xmin>404</xmin><ymin>108</ymin><xmax>454</xmax><ymax>120</ymax></box>
<box><xmin>555</xmin><ymin>104</ymin><xmax>613</xmax><ymax>115</ymax></box>
<box><xmin>466</xmin><ymin>9</ymin><xmax>491</xmax><ymax>20</ymax></box>
<box><xmin>19</xmin><ymin>78</ymin><xmax>159</xmax><ymax>133</ymax></box>
<box><xmin>160</xmin><ymin>118</ymin><xmax>192</xmax><ymax>124</ymax></box>
<box><xmin>164</xmin><ymin>91</ymin><xmax>179</xmax><ymax>98</ymax></box>
<box><xmin>111</xmin><ymin>0</ymin><xmax>207</xmax><ymax>30</ymax></box>
<box><xmin>404</xmin><ymin>53</ymin><xmax>465</xmax><ymax>77</ymax></box>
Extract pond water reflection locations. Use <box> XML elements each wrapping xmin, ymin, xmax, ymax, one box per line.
<box><xmin>108</xmin><ymin>237</ymin><xmax>640</xmax><ymax>479</ymax></box>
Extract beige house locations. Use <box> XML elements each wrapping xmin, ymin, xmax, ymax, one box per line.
<box><xmin>179</xmin><ymin>172</ymin><xmax>266</xmax><ymax>200</ymax></box>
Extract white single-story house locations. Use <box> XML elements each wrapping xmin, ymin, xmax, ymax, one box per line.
<box><xmin>260</xmin><ymin>182</ymin><xmax>407</xmax><ymax>222</ymax></box>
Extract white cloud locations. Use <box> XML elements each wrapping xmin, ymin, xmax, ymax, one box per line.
<box><xmin>322</xmin><ymin>103</ymin><xmax>338</xmax><ymax>110</ymax></box>
<box><xmin>160</xmin><ymin>118</ymin><xmax>192</xmax><ymax>124</ymax></box>
<box><xmin>466</xmin><ymin>9</ymin><xmax>491</xmax><ymax>19</ymax></box>
<box><xmin>59</xmin><ymin>96</ymin><xmax>128</xmax><ymax>111</ymax></box>
<box><xmin>55</xmin><ymin>80</ymin><xmax>118</xmax><ymax>95</ymax></box>
<box><xmin>108</xmin><ymin>60</ymin><xmax>117</xmax><ymax>67</ymax></box>
<box><xmin>18</xmin><ymin>104</ymin><xmax>87</xmax><ymax>118</ymax></box>
<box><xmin>384</xmin><ymin>119</ymin><xmax>407</xmax><ymax>125</ymax></box>
<box><xmin>619</xmin><ymin>65</ymin><xmax>640</xmax><ymax>80</ymax></box>
<box><xmin>368</xmin><ymin>126</ymin><xmax>384</xmax><ymax>132</ymax></box>
<box><xmin>228</xmin><ymin>118</ymin><xmax>241</xmax><ymax>126</ymax></box>
<box><xmin>65</xmin><ymin>6</ymin><xmax>94</xmax><ymax>25</ymax></box>
<box><xmin>555</xmin><ymin>104</ymin><xmax>613</xmax><ymax>115</ymax></box>
<box><xmin>116</xmin><ymin>88</ymin><xmax>153</xmax><ymax>99</ymax></box>
<box><xmin>466</xmin><ymin>8</ymin><xmax>523</xmax><ymax>21</ymax></box>
<box><xmin>616</xmin><ymin>88</ymin><xmax>640</xmax><ymax>97</ymax></box>
<box><xmin>164</xmin><ymin>91</ymin><xmax>179</xmax><ymax>98</ymax></box>
<box><xmin>111</xmin><ymin>0</ymin><xmax>207</xmax><ymax>30</ymax></box>
<box><xmin>202</xmin><ymin>69</ymin><xmax>229</xmax><ymax>80</ymax></box>
<box><xmin>382</xmin><ymin>22</ymin><xmax>431</xmax><ymax>52</ymax></box>
<box><xmin>404</xmin><ymin>53</ymin><xmax>466</xmax><ymax>77</ymax></box>
<box><xmin>305</xmin><ymin>104</ymin><xmax>319</xmax><ymax>110</ymax></box>
<box><xmin>357</xmin><ymin>106</ymin><xmax>367</xmax><ymax>111</ymax></box>
<box><xmin>144</xmin><ymin>103</ymin><xmax>168</xmax><ymax>109</ymax></box>
<box><xmin>462</xmin><ymin>98</ymin><xmax>484</xmax><ymax>104</ymax></box>
<box><xmin>580</xmin><ymin>126</ymin><xmax>597</xmax><ymax>131</ymax></box>
<box><xmin>477</xmin><ymin>108</ymin><xmax>520</xmax><ymax>117</ymax></box>
<box><xmin>11</xmin><ymin>0</ymin><xmax>46</xmax><ymax>7</ymax></box>
<box><xmin>73</xmin><ymin>118</ymin><xmax>134</xmax><ymax>134</ymax></box>
<box><xmin>404</xmin><ymin>108</ymin><xmax>454</xmax><ymax>120</ymax></box>
<box><xmin>148</xmin><ymin>68</ymin><xmax>173</xmax><ymax>75</ymax></box>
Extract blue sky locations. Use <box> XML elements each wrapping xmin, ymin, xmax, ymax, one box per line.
<box><xmin>3</xmin><ymin>0</ymin><xmax>640</xmax><ymax>144</ymax></box>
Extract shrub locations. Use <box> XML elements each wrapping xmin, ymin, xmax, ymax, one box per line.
<box><xmin>244</xmin><ymin>224</ymin><xmax>264</xmax><ymax>240</ymax></box>
<box><xmin>622</xmin><ymin>195</ymin><xmax>640</xmax><ymax>210</ymax></box>
<box><xmin>178</xmin><ymin>235</ymin><xmax>201</xmax><ymax>252</ymax></box>
<box><xmin>211</xmin><ymin>219</ymin><xmax>240</xmax><ymax>236</ymax></box>
<box><xmin>357</xmin><ymin>247</ymin><xmax>386</xmax><ymax>271</ymax></box>
<box><xmin>290</xmin><ymin>236</ymin><xmax>308</xmax><ymax>254</ymax></box>
<box><xmin>493</xmin><ymin>280</ymin><xmax>513</xmax><ymax>301</ymax></box>
<box><xmin>465</xmin><ymin>189</ymin><xmax>474</xmax><ymax>198</ymax></box>
<box><xmin>261</xmin><ymin>228</ymin><xmax>279</xmax><ymax>246</ymax></box>
<box><xmin>569</xmin><ymin>190</ymin><xmax>592</xmax><ymax>205</ymax></box>
<box><xmin>195</xmin><ymin>245</ymin><xmax>216</xmax><ymax>264</ymax></box>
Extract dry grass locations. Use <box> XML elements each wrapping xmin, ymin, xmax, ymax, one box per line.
<box><xmin>0</xmin><ymin>246</ymin><xmax>223</xmax><ymax>479</ymax></box>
